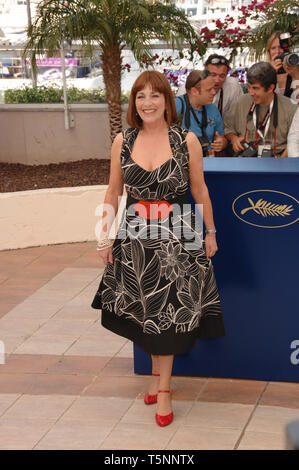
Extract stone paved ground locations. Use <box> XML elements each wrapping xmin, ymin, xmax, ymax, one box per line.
<box><xmin>0</xmin><ymin>242</ymin><xmax>298</xmax><ymax>450</ymax></box>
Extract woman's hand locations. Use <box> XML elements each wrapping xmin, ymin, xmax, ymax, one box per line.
<box><xmin>98</xmin><ymin>247</ymin><xmax>113</xmax><ymax>265</ymax></box>
<box><xmin>271</xmin><ymin>58</ymin><xmax>285</xmax><ymax>74</ymax></box>
<box><xmin>205</xmin><ymin>233</ymin><xmax>218</xmax><ymax>258</ymax></box>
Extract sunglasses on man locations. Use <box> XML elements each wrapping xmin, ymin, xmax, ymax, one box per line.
<box><xmin>191</xmin><ymin>69</ymin><xmax>210</xmax><ymax>88</ymax></box>
<box><xmin>206</xmin><ymin>57</ymin><xmax>230</xmax><ymax>67</ymax></box>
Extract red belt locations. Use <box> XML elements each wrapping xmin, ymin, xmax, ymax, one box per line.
<box><xmin>134</xmin><ymin>200</ymin><xmax>173</xmax><ymax>220</ymax></box>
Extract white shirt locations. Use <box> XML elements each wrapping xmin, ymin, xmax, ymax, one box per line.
<box><xmin>287</xmin><ymin>107</ymin><xmax>299</xmax><ymax>157</ymax></box>
<box><xmin>176</xmin><ymin>76</ymin><xmax>243</xmax><ymax>116</ymax></box>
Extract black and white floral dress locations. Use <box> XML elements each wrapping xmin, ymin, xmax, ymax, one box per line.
<box><xmin>91</xmin><ymin>125</ymin><xmax>225</xmax><ymax>355</ymax></box>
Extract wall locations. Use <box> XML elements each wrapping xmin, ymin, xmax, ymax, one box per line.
<box><xmin>0</xmin><ymin>185</ymin><xmax>112</xmax><ymax>250</ymax></box>
<box><xmin>0</xmin><ymin>104</ymin><xmax>128</xmax><ymax>164</ymax></box>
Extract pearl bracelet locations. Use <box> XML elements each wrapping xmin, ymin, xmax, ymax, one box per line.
<box><xmin>96</xmin><ymin>239</ymin><xmax>114</xmax><ymax>251</ymax></box>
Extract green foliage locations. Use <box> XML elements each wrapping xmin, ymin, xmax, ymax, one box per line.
<box><xmin>248</xmin><ymin>0</ymin><xmax>299</xmax><ymax>60</ymax></box>
<box><xmin>4</xmin><ymin>85</ymin><xmax>129</xmax><ymax>104</ymax></box>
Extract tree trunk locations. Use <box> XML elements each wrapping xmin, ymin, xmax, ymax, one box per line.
<box><xmin>101</xmin><ymin>44</ymin><xmax>123</xmax><ymax>145</ymax></box>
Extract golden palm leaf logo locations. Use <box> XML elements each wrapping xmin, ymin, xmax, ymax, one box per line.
<box><xmin>232</xmin><ymin>190</ymin><xmax>298</xmax><ymax>228</ymax></box>
<box><xmin>241</xmin><ymin>198</ymin><xmax>294</xmax><ymax>218</ymax></box>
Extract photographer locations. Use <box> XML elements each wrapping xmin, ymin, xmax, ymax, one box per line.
<box><xmin>177</xmin><ymin>54</ymin><xmax>243</xmax><ymax>117</ymax></box>
<box><xmin>287</xmin><ymin>108</ymin><xmax>299</xmax><ymax>158</ymax></box>
<box><xmin>283</xmin><ymin>62</ymin><xmax>299</xmax><ymax>104</ymax></box>
<box><xmin>223</xmin><ymin>62</ymin><xmax>297</xmax><ymax>158</ymax></box>
<box><xmin>266</xmin><ymin>31</ymin><xmax>299</xmax><ymax>101</ymax></box>
<box><xmin>175</xmin><ymin>70</ymin><xmax>227</xmax><ymax>156</ymax></box>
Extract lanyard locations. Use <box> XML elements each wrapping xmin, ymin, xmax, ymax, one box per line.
<box><xmin>244</xmin><ymin>94</ymin><xmax>278</xmax><ymax>156</ymax></box>
<box><xmin>217</xmin><ymin>88</ymin><xmax>223</xmax><ymax>116</ymax></box>
<box><xmin>190</xmin><ymin>105</ymin><xmax>208</xmax><ymax>139</ymax></box>
<box><xmin>253</xmin><ymin>99</ymin><xmax>274</xmax><ymax>141</ymax></box>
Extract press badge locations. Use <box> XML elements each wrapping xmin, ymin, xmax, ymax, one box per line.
<box><xmin>258</xmin><ymin>144</ymin><xmax>273</xmax><ymax>158</ymax></box>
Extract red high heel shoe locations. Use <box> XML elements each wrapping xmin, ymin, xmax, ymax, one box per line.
<box><xmin>155</xmin><ymin>390</ymin><xmax>173</xmax><ymax>427</ymax></box>
<box><xmin>144</xmin><ymin>373</ymin><xmax>160</xmax><ymax>405</ymax></box>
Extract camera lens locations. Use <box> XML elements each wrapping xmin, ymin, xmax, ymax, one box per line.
<box><xmin>285</xmin><ymin>53</ymin><xmax>299</xmax><ymax>67</ymax></box>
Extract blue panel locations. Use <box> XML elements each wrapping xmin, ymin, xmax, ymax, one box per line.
<box><xmin>134</xmin><ymin>159</ymin><xmax>299</xmax><ymax>382</ymax></box>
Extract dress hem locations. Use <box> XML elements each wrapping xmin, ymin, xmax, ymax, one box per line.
<box><xmin>100</xmin><ymin>309</ymin><xmax>225</xmax><ymax>356</ymax></box>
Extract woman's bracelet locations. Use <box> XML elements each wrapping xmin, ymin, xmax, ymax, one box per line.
<box><xmin>96</xmin><ymin>239</ymin><xmax>114</xmax><ymax>251</ymax></box>
<box><xmin>206</xmin><ymin>229</ymin><xmax>216</xmax><ymax>234</ymax></box>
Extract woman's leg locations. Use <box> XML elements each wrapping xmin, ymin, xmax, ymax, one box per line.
<box><xmin>157</xmin><ymin>354</ymin><xmax>174</xmax><ymax>416</ymax></box>
<box><xmin>147</xmin><ymin>355</ymin><xmax>160</xmax><ymax>395</ymax></box>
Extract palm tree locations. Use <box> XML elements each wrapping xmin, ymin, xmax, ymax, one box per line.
<box><xmin>25</xmin><ymin>0</ymin><xmax>196</xmax><ymax>142</ymax></box>
<box><xmin>248</xmin><ymin>0</ymin><xmax>299</xmax><ymax>60</ymax></box>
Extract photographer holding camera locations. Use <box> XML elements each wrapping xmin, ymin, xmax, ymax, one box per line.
<box><xmin>175</xmin><ymin>70</ymin><xmax>227</xmax><ymax>156</ymax></box>
<box><xmin>266</xmin><ymin>31</ymin><xmax>299</xmax><ymax>102</ymax></box>
<box><xmin>223</xmin><ymin>62</ymin><xmax>297</xmax><ymax>158</ymax></box>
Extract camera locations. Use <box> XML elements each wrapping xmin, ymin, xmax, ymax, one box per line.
<box><xmin>198</xmin><ymin>135</ymin><xmax>210</xmax><ymax>156</ymax></box>
<box><xmin>275</xmin><ymin>32</ymin><xmax>299</xmax><ymax>74</ymax></box>
<box><xmin>258</xmin><ymin>144</ymin><xmax>273</xmax><ymax>158</ymax></box>
<box><xmin>238</xmin><ymin>141</ymin><xmax>257</xmax><ymax>158</ymax></box>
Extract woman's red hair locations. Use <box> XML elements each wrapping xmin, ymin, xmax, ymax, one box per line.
<box><xmin>127</xmin><ymin>70</ymin><xmax>177</xmax><ymax>129</ymax></box>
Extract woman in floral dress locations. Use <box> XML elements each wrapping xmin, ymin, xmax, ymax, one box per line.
<box><xmin>91</xmin><ymin>70</ymin><xmax>225</xmax><ymax>426</ymax></box>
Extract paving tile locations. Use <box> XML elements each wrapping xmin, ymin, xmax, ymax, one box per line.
<box><xmin>0</xmin><ymin>394</ymin><xmax>20</xmax><ymax>416</ymax></box>
<box><xmin>0</xmin><ymin>274</ymin><xmax>9</xmax><ymax>284</ymax></box>
<box><xmin>65</xmin><ymin>336</ymin><xmax>128</xmax><ymax>357</ymax></box>
<box><xmin>1</xmin><ymin>242</ymin><xmax>298</xmax><ymax>450</ymax></box>
<box><xmin>184</xmin><ymin>402</ymin><xmax>254</xmax><ymax>430</ymax></box>
<box><xmin>197</xmin><ymin>378</ymin><xmax>266</xmax><ymax>405</ymax></box>
<box><xmin>46</xmin><ymin>355</ymin><xmax>110</xmax><ymax>376</ymax></box>
<box><xmin>0</xmin><ymin>336</ymin><xmax>28</xmax><ymax>355</ymax></box>
<box><xmin>13</xmin><ymin>335</ymin><xmax>78</xmax><ymax>355</ymax></box>
<box><xmin>6</xmin><ymin>296</ymin><xmax>67</xmax><ymax>319</ymax></box>
<box><xmin>115</xmin><ymin>341</ymin><xmax>134</xmax><ymax>358</ymax></box>
<box><xmin>0</xmin><ymin>290</ymin><xmax>33</xmax><ymax>305</ymax></box>
<box><xmin>20</xmin><ymin>264</ymin><xmax>69</xmax><ymax>281</ymax></box>
<box><xmin>259</xmin><ymin>382</ymin><xmax>299</xmax><ymax>409</ymax></box>
<box><xmin>32</xmin><ymin>318</ymin><xmax>93</xmax><ymax>337</ymax></box>
<box><xmin>166</xmin><ymin>426</ymin><xmax>241</xmax><ymax>450</ymax></box>
<box><xmin>0</xmin><ymin>417</ymin><xmax>53</xmax><ymax>450</ymax></box>
<box><xmin>0</xmin><ymin>253</ymin><xmax>38</xmax><ymax>268</ymax></box>
<box><xmin>0</xmin><ymin>373</ymin><xmax>38</xmax><ymax>394</ymax></box>
<box><xmin>246</xmin><ymin>405</ymin><xmax>299</xmax><ymax>434</ymax></box>
<box><xmin>26</xmin><ymin>373</ymin><xmax>94</xmax><ymax>395</ymax></box>
<box><xmin>81</xmin><ymin>320</ymin><xmax>118</xmax><ymax>340</ymax></box>
<box><xmin>44</xmin><ymin>244</ymin><xmax>90</xmax><ymax>258</ymax></box>
<box><xmin>100</xmin><ymin>357</ymin><xmax>134</xmax><ymax>377</ymax></box>
<box><xmin>171</xmin><ymin>377</ymin><xmax>207</xmax><ymax>401</ymax></box>
<box><xmin>52</xmin><ymin>305</ymin><xmax>99</xmax><ymax>321</ymax></box>
<box><xmin>0</xmin><ymin>316</ymin><xmax>44</xmax><ymax>336</ymax></box>
<box><xmin>34</xmin><ymin>420</ymin><xmax>114</xmax><ymax>450</ymax></box>
<box><xmin>0</xmin><ymin>395</ymin><xmax>75</xmax><ymax>421</ymax></box>
<box><xmin>0</xmin><ymin>303</ymin><xmax>18</xmax><ymax>318</ymax></box>
<box><xmin>71</xmin><ymin>256</ymin><xmax>104</xmax><ymax>268</ymax></box>
<box><xmin>99</xmin><ymin>421</ymin><xmax>177</xmax><ymax>450</ymax></box>
<box><xmin>83</xmin><ymin>375</ymin><xmax>148</xmax><ymax>399</ymax></box>
<box><xmin>237</xmin><ymin>430</ymin><xmax>287</xmax><ymax>450</ymax></box>
<box><xmin>62</xmin><ymin>396</ymin><xmax>132</xmax><ymax>423</ymax></box>
<box><xmin>0</xmin><ymin>354</ymin><xmax>60</xmax><ymax>374</ymax></box>
<box><xmin>122</xmin><ymin>399</ymin><xmax>193</xmax><ymax>425</ymax></box>
<box><xmin>1</xmin><ymin>276</ymin><xmax>48</xmax><ymax>293</ymax></box>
